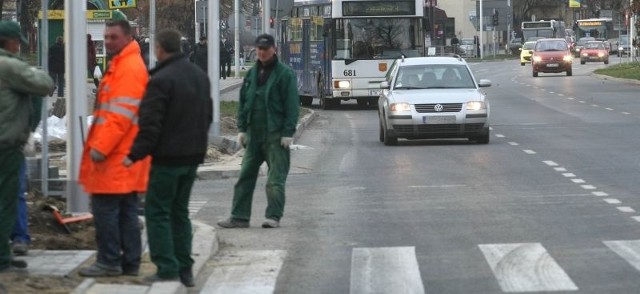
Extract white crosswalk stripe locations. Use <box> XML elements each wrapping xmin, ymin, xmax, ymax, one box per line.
<box><xmin>350</xmin><ymin>247</ymin><xmax>425</xmax><ymax>294</ymax></box>
<box><xmin>189</xmin><ymin>200</ymin><xmax>207</xmax><ymax>217</ymax></box>
<box><xmin>478</xmin><ymin>243</ymin><xmax>578</xmax><ymax>292</ymax></box>
<box><xmin>604</xmin><ymin>240</ymin><xmax>640</xmax><ymax>272</ymax></box>
<box><xmin>202</xmin><ymin>250</ymin><xmax>286</xmax><ymax>294</ymax></box>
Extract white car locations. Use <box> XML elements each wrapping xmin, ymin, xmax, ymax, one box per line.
<box><xmin>378</xmin><ymin>56</ymin><xmax>491</xmax><ymax>145</ymax></box>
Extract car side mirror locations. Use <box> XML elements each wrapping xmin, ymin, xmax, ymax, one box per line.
<box><xmin>380</xmin><ymin>81</ymin><xmax>390</xmax><ymax>89</ymax></box>
<box><xmin>478</xmin><ymin>79</ymin><xmax>492</xmax><ymax>87</ymax></box>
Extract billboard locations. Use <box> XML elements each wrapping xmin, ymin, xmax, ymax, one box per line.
<box><xmin>569</xmin><ymin>0</ymin><xmax>581</xmax><ymax>8</ymax></box>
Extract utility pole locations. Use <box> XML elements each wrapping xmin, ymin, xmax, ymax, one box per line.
<box><xmin>208</xmin><ymin>0</ymin><xmax>221</xmax><ymax>138</ymax></box>
<box><xmin>149</xmin><ymin>0</ymin><xmax>156</xmax><ymax>68</ymax></box>
<box><xmin>480</xmin><ymin>0</ymin><xmax>484</xmax><ymax>59</ymax></box>
<box><xmin>40</xmin><ymin>0</ymin><xmax>49</xmax><ymax>196</ymax></box>
<box><xmin>264</xmin><ymin>0</ymin><xmax>270</xmax><ymax>34</ymax></box>
<box><xmin>234</xmin><ymin>0</ymin><xmax>240</xmax><ymax>76</ymax></box>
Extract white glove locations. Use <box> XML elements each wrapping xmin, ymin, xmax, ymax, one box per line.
<box><xmin>23</xmin><ymin>133</ymin><xmax>36</xmax><ymax>156</ymax></box>
<box><xmin>281</xmin><ymin>137</ymin><xmax>293</xmax><ymax>149</ymax></box>
<box><xmin>237</xmin><ymin>132</ymin><xmax>247</xmax><ymax>148</ymax></box>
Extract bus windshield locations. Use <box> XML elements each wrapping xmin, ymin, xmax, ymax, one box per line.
<box><xmin>522</xmin><ymin>29</ymin><xmax>554</xmax><ymax>41</ymax></box>
<box><xmin>333</xmin><ymin>17</ymin><xmax>423</xmax><ymax>60</ymax></box>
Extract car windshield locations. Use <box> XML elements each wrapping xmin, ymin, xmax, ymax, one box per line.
<box><xmin>585</xmin><ymin>42</ymin><xmax>604</xmax><ymax>49</ymax></box>
<box><xmin>394</xmin><ymin>64</ymin><xmax>475</xmax><ymax>89</ymax></box>
<box><xmin>522</xmin><ymin>42</ymin><xmax>535</xmax><ymax>50</ymax></box>
<box><xmin>535</xmin><ymin>40</ymin><xmax>568</xmax><ymax>51</ymax></box>
<box><xmin>577</xmin><ymin>38</ymin><xmax>595</xmax><ymax>46</ymax></box>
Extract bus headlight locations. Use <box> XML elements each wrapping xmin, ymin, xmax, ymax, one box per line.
<box><xmin>334</xmin><ymin>80</ymin><xmax>351</xmax><ymax>89</ymax></box>
<box><xmin>390</xmin><ymin>103</ymin><xmax>411</xmax><ymax>112</ymax></box>
<box><xmin>466</xmin><ymin>101</ymin><xmax>485</xmax><ymax>111</ymax></box>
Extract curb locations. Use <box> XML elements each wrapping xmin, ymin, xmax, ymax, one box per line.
<box><xmin>591</xmin><ymin>73</ymin><xmax>640</xmax><ymax>85</ymax></box>
<box><xmin>72</xmin><ymin>221</ymin><xmax>218</xmax><ymax>294</ymax></box>
<box><xmin>220</xmin><ymin>80</ymin><xmax>243</xmax><ymax>94</ymax></box>
<box><xmin>197</xmin><ymin>108</ymin><xmax>318</xmax><ymax>180</ymax></box>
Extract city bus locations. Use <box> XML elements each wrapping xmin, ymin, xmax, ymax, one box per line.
<box><xmin>521</xmin><ymin>20</ymin><xmax>566</xmax><ymax>41</ymax></box>
<box><xmin>281</xmin><ymin>0</ymin><xmax>425</xmax><ymax>109</ymax></box>
<box><xmin>574</xmin><ymin>18</ymin><xmax>614</xmax><ymax>40</ymax></box>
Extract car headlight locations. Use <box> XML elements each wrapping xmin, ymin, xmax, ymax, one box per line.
<box><xmin>598</xmin><ymin>52</ymin><xmax>605</xmax><ymax>57</ymax></box>
<box><xmin>466</xmin><ymin>101</ymin><xmax>485</xmax><ymax>111</ymax></box>
<box><xmin>619</xmin><ymin>47</ymin><xmax>624</xmax><ymax>51</ymax></box>
<box><xmin>389</xmin><ymin>103</ymin><xmax>411</xmax><ymax>112</ymax></box>
<box><xmin>334</xmin><ymin>80</ymin><xmax>351</xmax><ymax>89</ymax></box>
<box><xmin>563</xmin><ymin>55</ymin><xmax>573</xmax><ymax>62</ymax></box>
<box><xmin>532</xmin><ymin>56</ymin><xmax>542</xmax><ymax>62</ymax></box>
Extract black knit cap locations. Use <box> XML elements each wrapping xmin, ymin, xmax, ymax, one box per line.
<box><xmin>255</xmin><ymin>34</ymin><xmax>275</xmax><ymax>48</ymax></box>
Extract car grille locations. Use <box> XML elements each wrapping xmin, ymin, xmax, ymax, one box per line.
<box><xmin>392</xmin><ymin>123</ymin><xmax>484</xmax><ymax>135</ymax></box>
<box><xmin>415</xmin><ymin>103</ymin><xmax>463</xmax><ymax>113</ymax></box>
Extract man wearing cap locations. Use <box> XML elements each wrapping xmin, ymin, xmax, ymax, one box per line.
<box><xmin>190</xmin><ymin>36</ymin><xmax>208</xmax><ymax>72</ymax></box>
<box><xmin>0</xmin><ymin>20</ymin><xmax>54</xmax><ymax>273</ymax></box>
<box><xmin>217</xmin><ymin>34</ymin><xmax>299</xmax><ymax>229</ymax></box>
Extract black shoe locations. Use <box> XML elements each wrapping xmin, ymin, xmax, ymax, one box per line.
<box><xmin>12</xmin><ymin>240</ymin><xmax>29</xmax><ymax>256</ymax></box>
<box><xmin>217</xmin><ymin>217</ymin><xmax>249</xmax><ymax>228</ymax></box>
<box><xmin>122</xmin><ymin>268</ymin><xmax>140</xmax><ymax>276</ymax></box>
<box><xmin>78</xmin><ymin>263</ymin><xmax>122</xmax><ymax>277</ymax></box>
<box><xmin>144</xmin><ymin>274</ymin><xmax>179</xmax><ymax>283</ymax></box>
<box><xmin>179</xmin><ymin>267</ymin><xmax>195</xmax><ymax>287</ymax></box>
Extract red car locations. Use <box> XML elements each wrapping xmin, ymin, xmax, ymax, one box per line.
<box><xmin>580</xmin><ymin>41</ymin><xmax>609</xmax><ymax>64</ymax></box>
<box><xmin>531</xmin><ymin>39</ymin><xmax>573</xmax><ymax>77</ymax></box>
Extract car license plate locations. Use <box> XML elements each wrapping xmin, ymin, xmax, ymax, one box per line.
<box><xmin>547</xmin><ymin>63</ymin><xmax>559</xmax><ymax>67</ymax></box>
<box><xmin>369</xmin><ymin>89</ymin><xmax>381</xmax><ymax>96</ymax></box>
<box><xmin>423</xmin><ymin>116</ymin><xmax>456</xmax><ymax>124</ymax></box>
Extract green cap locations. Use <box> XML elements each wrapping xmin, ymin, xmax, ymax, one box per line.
<box><xmin>0</xmin><ymin>20</ymin><xmax>29</xmax><ymax>45</ymax></box>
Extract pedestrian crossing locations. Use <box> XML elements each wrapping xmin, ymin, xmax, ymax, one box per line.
<box><xmin>201</xmin><ymin>240</ymin><xmax>640</xmax><ymax>293</ymax></box>
<box><xmin>189</xmin><ymin>200</ymin><xmax>207</xmax><ymax>217</ymax></box>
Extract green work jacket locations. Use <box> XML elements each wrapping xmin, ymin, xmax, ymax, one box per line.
<box><xmin>0</xmin><ymin>48</ymin><xmax>53</xmax><ymax>149</ymax></box>
<box><xmin>237</xmin><ymin>58</ymin><xmax>300</xmax><ymax>137</ymax></box>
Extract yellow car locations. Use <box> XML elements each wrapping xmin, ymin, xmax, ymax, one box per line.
<box><xmin>520</xmin><ymin>41</ymin><xmax>536</xmax><ymax>66</ymax></box>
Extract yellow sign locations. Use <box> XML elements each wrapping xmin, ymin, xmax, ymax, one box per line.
<box><xmin>569</xmin><ymin>0</ymin><xmax>581</xmax><ymax>8</ymax></box>
<box><xmin>38</xmin><ymin>10</ymin><xmax>113</xmax><ymax>20</ymax></box>
<box><xmin>109</xmin><ymin>0</ymin><xmax>137</xmax><ymax>9</ymax></box>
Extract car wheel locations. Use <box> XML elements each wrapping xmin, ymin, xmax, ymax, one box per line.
<box><xmin>580</xmin><ymin>60</ymin><xmax>586</xmax><ymax>65</ymax></box>
<box><xmin>300</xmin><ymin>96</ymin><xmax>313</xmax><ymax>107</ymax></box>
<box><xmin>382</xmin><ymin>119</ymin><xmax>397</xmax><ymax>146</ymax></box>
<box><xmin>532</xmin><ymin>71</ymin><xmax>538</xmax><ymax>77</ymax></box>
<box><xmin>472</xmin><ymin>129</ymin><xmax>490</xmax><ymax>144</ymax></box>
<box><xmin>566</xmin><ymin>68</ymin><xmax>572</xmax><ymax>76</ymax></box>
<box><xmin>378</xmin><ymin>118</ymin><xmax>384</xmax><ymax>142</ymax></box>
<box><xmin>604</xmin><ymin>59</ymin><xmax>609</xmax><ymax>64</ymax></box>
<box><xmin>521</xmin><ymin>62</ymin><xmax>525</xmax><ymax>66</ymax></box>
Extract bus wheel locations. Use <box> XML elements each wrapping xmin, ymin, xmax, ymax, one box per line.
<box><xmin>301</xmin><ymin>96</ymin><xmax>313</xmax><ymax>107</ymax></box>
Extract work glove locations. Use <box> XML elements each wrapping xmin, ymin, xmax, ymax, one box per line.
<box><xmin>90</xmin><ymin>148</ymin><xmax>106</xmax><ymax>162</ymax></box>
<box><xmin>122</xmin><ymin>156</ymin><xmax>133</xmax><ymax>167</ymax></box>
<box><xmin>23</xmin><ymin>132</ymin><xmax>36</xmax><ymax>156</ymax></box>
<box><xmin>281</xmin><ymin>137</ymin><xmax>293</xmax><ymax>149</ymax></box>
<box><xmin>237</xmin><ymin>132</ymin><xmax>247</xmax><ymax>148</ymax></box>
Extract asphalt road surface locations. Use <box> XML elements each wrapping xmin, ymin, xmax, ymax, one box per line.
<box><xmin>188</xmin><ymin>56</ymin><xmax>640</xmax><ymax>294</ymax></box>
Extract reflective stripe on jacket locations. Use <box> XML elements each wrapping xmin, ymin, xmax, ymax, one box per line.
<box><xmin>79</xmin><ymin>41</ymin><xmax>151</xmax><ymax>194</ymax></box>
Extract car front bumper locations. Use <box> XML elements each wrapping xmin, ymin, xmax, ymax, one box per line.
<box><xmin>532</xmin><ymin>61</ymin><xmax>572</xmax><ymax>73</ymax></box>
<box><xmin>387</xmin><ymin>111</ymin><xmax>489</xmax><ymax>139</ymax></box>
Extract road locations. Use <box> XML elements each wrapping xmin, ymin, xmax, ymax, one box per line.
<box><xmin>188</xmin><ymin>56</ymin><xmax>640</xmax><ymax>293</ymax></box>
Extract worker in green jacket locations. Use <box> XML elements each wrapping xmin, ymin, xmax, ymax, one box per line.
<box><xmin>0</xmin><ymin>20</ymin><xmax>54</xmax><ymax>273</ymax></box>
<box><xmin>218</xmin><ymin>34</ymin><xmax>299</xmax><ymax>229</ymax></box>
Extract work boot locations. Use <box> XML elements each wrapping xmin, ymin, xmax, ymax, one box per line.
<box><xmin>179</xmin><ymin>266</ymin><xmax>195</xmax><ymax>287</ymax></box>
<box><xmin>217</xmin><ymin>218</ymin><xmax>249</xmax><ymax>228</ymax></box>
<box><xmin>78</xmin><ymin>263</ymin><xmax>122</xmax><ymax>277</ymax></box>
<box><xmin>144</xmin><ymin>274</ymin><xmax>179</xmax><ymax>284</ymax></box>
<box><xmin>12</xmin><ymin>240</ymin><xmax>29</xmax><ymax>256</ymax></box>
<box><xmin>122</xmin><ymin>267</ymin><xmax>140</xmax><ymax>276</ymax></box>
<box><xmin>262</xmin><ymin>218</ymin><xmax>280</xmax><ymax>228</ymax></box>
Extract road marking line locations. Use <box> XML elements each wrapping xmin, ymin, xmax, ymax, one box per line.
<box><xmin>523</xmin><ymin>150</ymin><xmax>537</xmax><ymax>154</ymax></box>
<box><xmin>549</xmin><ymin>91</ymin><xmax>555</xmax><ymax>94</ymax></box>
<box><xmin>349</xmin><ymin>187</ymin><xmax>367</xmax><ymax>190</ymax></box>
<box><xmin>581</xmin><ymin>185</ymin><xmax>597</xmax><ymax>190</ymax></box>
<box><xmin>351</xmin><ymin>247</ymin><xmax>425</xmax><ymax>294</ymax></box>
<box><xmin>568</xmin><ymin>97</ymin><xmax>575</xmax><ymax>100</ymax></box>
<box><xmin>496</xmin><ymin>134</ymin><xmax>505</xmax><ymax>138</ymax></box>
<box><xmin>592</xmin><ymin>191</ymin><xmax>609</xmax><ymax>197</ymax></box>
<box><xmin>489</xmin><ymin>127</ymin><xmax>494</xmax><ymax>130</ymax></box>
<box><xmin>579</xmin><ymin>101</ymin><xmax>586</xmax><ymax>103</ymax></box>
<box><xmin>478</xmin><ymin>243</ymin><xmax>578</xmax><ymax>292</ymax></box>
<box><xmin>508</xmin><ymin>142</ymin><xmax>520</xmax><ymax>146</ymax></box>
<box><xmin>571</xmin><ymin>179</ymin><xmax>586</xmax><ymax>184</ymax></box>
<box><xmin>592</xmin><ymin>104</ymin><xmax>599</xmax><ymax>107</ymax></box>
<box><xmin>554</xmin><ymin>167</ymin><xmax>568</xmax><ymax>172</ymax></box>
<box><xmin>604</xmin><ymin>240</ymin><xmax>640</xmax><ymax>272</ymax></box>
<box><xmin>558</xmin><ymin>94</ymin><xmax>564</xmax><ymax>97</ymax></box>
<box><xmin>543</xmin><ymin>160</ymin><xmax>559</xmax><ymax>167</ymax></box>
<box><xmin>632</xmin><ymin>216</ymin><xmax>640</xmax><ymax>222</ymax></box>
<box><xmin>202</xmin><ymin>250</ymin><xmax>287</xmax><ymax>294</ymax></box>
<box><xmin>623</xmin><ymin>112</ymin><xmax>631</xmax><ymax>115</ymax></box>
<box><xmin>409</xmin><ymin>185</ymin><xmax>466</xmax><ymax>188</ymax></box>
<box><xmin>604</xmin><ymin>198</ymin><xmax>622</xmax><ymax>204</ymax></box>
<box><xmin>617</xmin><ymin>207</ymin><xmax>636</xmax><ymax>213</ymax></box>
<box><xmin>606</xmin><ymin>108</ymin><xmax>614</xmax><ymax>111</ymax></box>
<box><xmin>562</xmin><ymin>173</ymin><xmax>576</xmax><ymax>177</ymax></box>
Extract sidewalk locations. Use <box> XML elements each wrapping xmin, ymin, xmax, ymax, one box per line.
<box><xmin>10</xmin><ymin>83</ymin><xmax>319</xmax><ymax>293</ymax></box>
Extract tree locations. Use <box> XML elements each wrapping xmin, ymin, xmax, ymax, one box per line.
<box><xmin>0</xmin><ymin>0</ymin><xmax>5</xmax><ymax>20</ymax></box>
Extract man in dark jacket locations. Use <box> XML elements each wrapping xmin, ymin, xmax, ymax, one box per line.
<box><xmin>190</xmin><ymin>36</ymin><xmax>208</xmax><ymax>72</ymax></box>
<box><xmin>48</xmin><ymin>36</ymin><xmax>65</xmax><ymax>97</ymax></box>
<box><xmin>217</xmin><ymin>34</ymin><xmax>299</xmax><ymax>229</ymax></box>
<box><xmin>124</xmin><ymin>29</ymin><xmax>212</xmax><ymax>287</ymax></box>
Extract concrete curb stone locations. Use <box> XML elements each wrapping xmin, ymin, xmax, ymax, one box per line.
<box><xmin>591</xmin><ymin>73</ymin><xmax>640</xmax><ymax>85</ymax></box>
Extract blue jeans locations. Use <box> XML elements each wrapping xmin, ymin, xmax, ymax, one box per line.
<box><xmin>91</xmin><ymin>194</ymin><xmax>141</xmax><ymax>272</ymax></box>
<box><xmin>11</xmin><ymin>160</ymin><xmax>30</xmax><ymax>244</ymax></box>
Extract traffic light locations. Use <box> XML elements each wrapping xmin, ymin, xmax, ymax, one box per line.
<box><xmin>270</xmin><ymin>16</ymin><xmax>274</xmax><ymax>28</ymax></box>
<box><xmin>492</xmin><ymin>10</ymin><xmax>499</xmax><ymax>26</ymax></box>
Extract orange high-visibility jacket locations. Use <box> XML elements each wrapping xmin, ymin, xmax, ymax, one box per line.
<box><xmin>79</xmin><ymin>41</ymin><xmax>151</xmax><ymax>194</ymax></box>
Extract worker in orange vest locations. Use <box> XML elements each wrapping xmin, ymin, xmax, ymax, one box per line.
<box><xmin>78</xmin><ymin>20</ymin><xmax>150</xmax><ymax>277</ymax></box>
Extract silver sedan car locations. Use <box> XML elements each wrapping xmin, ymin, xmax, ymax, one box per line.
<box><xmin>378</xmin><ymin>56</ymin><xmax>491</xmax><ymax>145</ymax></box>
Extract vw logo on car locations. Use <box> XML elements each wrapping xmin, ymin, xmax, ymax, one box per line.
<box><xmin>434</xmin><ymin>104</ymin><xmax>444</xmax><ymax>112</ymax></box>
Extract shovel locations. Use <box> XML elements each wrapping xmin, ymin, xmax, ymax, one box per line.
<box><xmin>43</xmin><ymin>204</ymin><xmax>93</xmax><ymax>234</ymax></box>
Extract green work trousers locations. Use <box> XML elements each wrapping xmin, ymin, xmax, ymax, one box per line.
<box><xmin>0</xmin><ymin>147</ymin><xmax>22</xmax><ymax>269</ymax></box>
<box><xmin>144</xmin><ymin>164</ymin><xmax>197</xmax><ymax>278</ymax></box>
<box><xmin>231</xmin><ymin>132</ymin><xmax>290</xmax><ymax>221</ymax></box>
